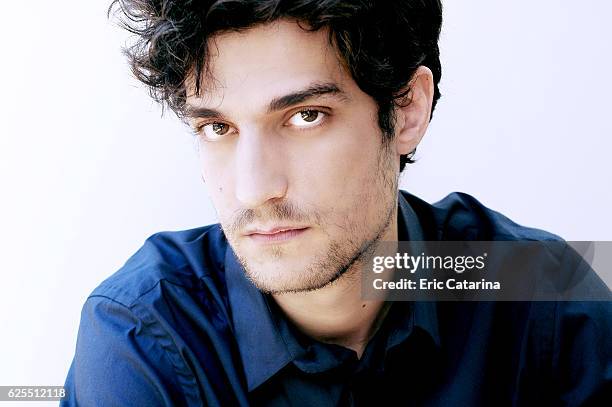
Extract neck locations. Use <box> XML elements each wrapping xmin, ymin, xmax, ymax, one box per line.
<box><xmin>271</xmin><ymin>210</ymin><xmax>398</xmax><ymax>358</ymax></box>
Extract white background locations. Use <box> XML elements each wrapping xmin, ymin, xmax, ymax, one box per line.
<box><xmin>0</xmin><ymin>1</ymin><xmax>610</xmax><ymax>403</ymax></box>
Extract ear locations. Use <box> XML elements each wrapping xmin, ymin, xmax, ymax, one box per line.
<box><xmin>394</xmin><ymin>66</ymin><xmax>435</xmax><ymax>156</ymax></box>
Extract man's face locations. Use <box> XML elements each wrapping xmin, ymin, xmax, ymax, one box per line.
<box><xmin>186</xmin><ymin>20</ymin><xmax>399</xmax><ymax>294</ymax></box>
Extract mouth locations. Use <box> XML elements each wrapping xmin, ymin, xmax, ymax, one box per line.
<box><xmin>245</xmin><ymin>227</ymin><xmax>310</xmax><ymax>243</ymax></box>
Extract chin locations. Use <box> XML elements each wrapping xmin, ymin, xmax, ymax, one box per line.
<box><xmin>245</xmin><ymin>261</ymin><xmax>308</xmax><ymax>289</ymax></box>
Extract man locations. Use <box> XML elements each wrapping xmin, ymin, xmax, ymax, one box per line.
<box><xmin>62</xmin><ymin>1</ymin><xmax>611</xmax><ymax>405</ymax></box>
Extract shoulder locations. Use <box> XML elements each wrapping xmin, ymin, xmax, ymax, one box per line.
<box><xmin>90</xmin><ymin>223</ymin><xmax>228</xmax><ymax>308</ymax></box>
<box><xmin>65</xmin><ymin>223</ymin><xmax>244</xmax><ymax>405</ymax></box>
<box><xmin>400</xmin><ymin>189</ymin><xmax>563</xmax><ymax>241</ymax></box>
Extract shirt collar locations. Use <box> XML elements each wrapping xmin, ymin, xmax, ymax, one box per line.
<box><xmin>224</xmin><ymin>189</ymin><xmax>440</xmax><ymax>391</ymax></box>
<box><xmin>396</xmin><ymin>190</ymin><xmax>441</xmax><ymax>349</ymax></box>
<box><xmin>224</xmin><ymin>247</ymin><xmax>294</xmax><ymax>391</ymax></box>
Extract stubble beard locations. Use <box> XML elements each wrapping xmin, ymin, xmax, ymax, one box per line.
<box><xmin>228</xmin><ymin>140</ymin><xmax>399</xmax><ymax>295</ymax></box>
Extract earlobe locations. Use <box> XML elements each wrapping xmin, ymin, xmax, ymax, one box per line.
<box><xmin>394</xmin><ymin>66</ymin><xmax>434</xmax><ymax>156</ymax></box>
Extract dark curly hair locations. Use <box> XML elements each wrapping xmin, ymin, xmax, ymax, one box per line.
<box><xmin>109</xmin><ymin>0</ymin><xmax>443</xmax><ymax>171</ymax></box>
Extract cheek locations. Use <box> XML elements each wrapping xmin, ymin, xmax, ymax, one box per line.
<box><xmin>297</xmin><ymin>122</ymin><xmax>381</xmax><ymax>197</ymax></box>
<box><xmin>199</xmin><ymin>150</ymin><xmax>235</xmax><ymax>209</ymax></box>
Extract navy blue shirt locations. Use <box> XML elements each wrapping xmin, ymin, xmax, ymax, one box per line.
<box><xmin>62</xmin><ymin>190</ymin><xmax>612</xmax><ymax>406</ymax></box>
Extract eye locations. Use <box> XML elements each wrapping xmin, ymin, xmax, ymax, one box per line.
<box><xmin>287</xmin><ymin>109</ymin><xmax>327</xmax><ymax>129</ymax></box>
<box><xmin>197</xmin><ymin>122</ymin><xmax>233</xmax><ymax>141</ymax></box>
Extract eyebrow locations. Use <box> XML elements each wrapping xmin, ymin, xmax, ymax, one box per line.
<box><xmin>267</xmin><ymin>82</ymin><xmax>348</xmax><ymax>113</ymax></box>
<box><xmin>185</xmin><ymin>82</ymin><xmax>348</xmax><ymax>120</ymax></box>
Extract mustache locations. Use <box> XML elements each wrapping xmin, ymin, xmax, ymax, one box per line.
<box><xmin>227</xmin><ymin>200</ymin><xmax>318</xmax><ymax>236</ymax></box>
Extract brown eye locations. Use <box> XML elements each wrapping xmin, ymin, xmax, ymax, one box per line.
<box><xmin>287</xmin><ymin>109</ymin><xmax>327</xmax><ymax>128</ymax></box>
<box><xmin>199</xmin><ymin>122</ymin><xmax>234</xmax><ymax>141</ymax></box>
<box><xmin>300</xmin><ymin>110</ymin><xmax>319</xmax><ymax>122</ymax></box>
<box><xmin>212</xmin><ymin>123</ymin><xmax>229</xmax><ymax>135</ymax></box>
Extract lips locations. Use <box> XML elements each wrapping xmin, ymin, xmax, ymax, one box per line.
<box><xmin>245</xmin><ymin>226</ymin><xmax>309</xmax><ymax>243</ymax></box>
<box><xmin>247</xmin><ymin>227</ymin><xmax>304</xmax><ymax>235</ymax></box>
<box><xmin>245</xmin><ymin>225</ymin><xmax>307</xmax><ymax>235</ymax></box>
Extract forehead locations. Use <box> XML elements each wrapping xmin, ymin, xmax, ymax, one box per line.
<box><xmin>186</xmin><ymin>19</ymin><xmax>350</xmax><ymax>112</ymax></box>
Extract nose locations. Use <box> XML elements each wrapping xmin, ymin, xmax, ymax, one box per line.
<box><xmin>234</xmin><ymin>128</ymin><xmax>288</xmax><ymax>209</ymax></box>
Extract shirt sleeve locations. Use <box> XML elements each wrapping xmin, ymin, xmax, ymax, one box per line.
<box><xmin>61</xmin><ymin>295</ymin><xmax>191</xmax><ymax>406</ymax></box>
<box><xmin>554</xmin><ymin>300</ymin><xmax>612</xmax><ymax>406</ymax></box>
